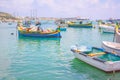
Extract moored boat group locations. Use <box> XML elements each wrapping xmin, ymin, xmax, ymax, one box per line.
<box><xmin>70</xmin><ymin>22</ymin><xmax>120</xmax><ymax>72</ymax></box>
<box><xmin>8</xmin><ymin>18</ymin><xmax>120</xmax><ymax>72</ymax></box>
<box><xmin>17</xmin><ymin>18</ymin><xmax>94</xmax><ymax>38</ymax></box>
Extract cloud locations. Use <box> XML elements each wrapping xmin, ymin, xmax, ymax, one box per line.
<box><xmin>0</xmin><ymin>0</ymin><xmax>120</xmax><ymax>19</ymax></box>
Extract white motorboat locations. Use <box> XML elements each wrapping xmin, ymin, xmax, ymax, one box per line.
<box><xmin>102</xmin><ymin>41</ymin><xmax>120</xmax><ymax>56</ymax></box>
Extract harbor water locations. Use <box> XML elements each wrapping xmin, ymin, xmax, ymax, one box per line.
<box><xmin>0</xmin><ymin>22</ymin><xmax>120</xmax><ymax>80</ymax></box>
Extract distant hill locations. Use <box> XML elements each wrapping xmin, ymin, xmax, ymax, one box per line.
<box><xmin>0</xmin><ymin>12</ymin><xmax>16</xmax><ymax>19</ymax></box>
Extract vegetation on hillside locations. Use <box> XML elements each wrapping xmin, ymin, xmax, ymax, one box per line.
<box><xmin>0</xmin><ymin>12</ymin><xmax>16</xmax><ymax>20</ymax></box>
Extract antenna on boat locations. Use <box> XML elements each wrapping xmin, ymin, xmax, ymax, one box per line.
<box><xmin>16</xmin><ymin>22</ymin><xmax>19</xmax><ymax>38</ymax></box>
<box><xmin>113</xmin><ymin>23</ymin><xmax>118</xmax><ymax>42</ymax></box>
<box><xmin>113</xmin><ymin>27</ymin><xmax>116</xmax><ymax>42</ymax></box>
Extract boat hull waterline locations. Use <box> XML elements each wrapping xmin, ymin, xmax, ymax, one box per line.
<box><xmin>18</xmin><ymin>31</ymin><xmax>61</xmax><ymax>38</ymax></box>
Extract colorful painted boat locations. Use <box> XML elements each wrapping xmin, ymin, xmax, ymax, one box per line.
<box><xmin>56</xmin><ymin>24</ymin><xmax>67</xmax><ymax>31</ymax></box>
<box><xmin>68</xmin><ymin>22</ymin><xmax>92</xmax><ymax>28</ymax></box>
<box><xmin>102</xmin><ymin>41</ymin><xmax>120</xmax><ymax>56</ymax></box>
<box><xmin>60</xmin><ymin>27</ymin><xmax>67</xmax><ymax>31</ymax></box>
<box><xmin>71</xmin><ymin>45</ymin><xmax>120</xmax><ymax>72</ymax></box>
<box><xmin>18</xmin><ymin>26</ymin><xmax>61</xmax><ymax>38</ymax></box>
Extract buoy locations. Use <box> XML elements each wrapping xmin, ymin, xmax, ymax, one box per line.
<box><xmin>11</xmin><ymin>33</ymin><xmax>14</xmax><ymax>35</ymax></box>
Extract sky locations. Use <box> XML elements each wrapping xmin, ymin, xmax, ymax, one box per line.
<box><xmin>0</xmin><ymin>0</ymin><xmax>120</xmax><ymax>19</ymax></box>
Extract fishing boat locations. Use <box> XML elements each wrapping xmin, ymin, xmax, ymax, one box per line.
<box><xmin>71</xmin><ymin>45</ymin><xmax>120</xmax><ymax>72</ymax></box>
<box><xmin>68</xmin><ymin>21</ymin><xmax>92</xmax><ymax>28</ymax></box>
<box><xmin>17</xmin><ymin>26</ymin><xmax>61</xmax><ymax>38</ymax></box>
<box><xmin>55</xmin><ymin>20</ymin><xmax>67</xmax><ymax>31</ymax></box>
<box><xmin>98</xmin><ymin>24</ymin><xmax>115</xmax><ymax>33</ymax></box>
<box><xmin>59</xmin><ymin>27</ymin><xmax>67</xmax><ymax>31</ymax></box>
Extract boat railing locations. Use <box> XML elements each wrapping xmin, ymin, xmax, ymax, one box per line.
<box><xmin>79</xmin><ymin>52</ymin><xmax>87</xmax><ymax>57</ymax></box>
<box><xmin>93</xmin><ymin>57</ymin><xmax>106</xmax><ymax>63</ymax></box>
<box><xmin>92</xmin><ymin>47</ymin><xmax>105</xmax><ymax>51</ymax></box>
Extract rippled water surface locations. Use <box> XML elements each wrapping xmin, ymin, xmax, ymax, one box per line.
<box><xmin>0</xmin><ymin>22</ymin><xmax>120</xmax><ymax>80</ymax></box>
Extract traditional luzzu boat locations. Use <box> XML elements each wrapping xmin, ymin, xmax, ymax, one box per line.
<box><xmin>55</xmin><ymin>20</ymin><xmax>67</xmax><ymax>31</ymax></box>
<box><xmin>71</xmin><ymin>45</ymin><xmax>120</xmax><ymax>72</ymax></box>
<box><xmin>17</xmin><ymin>26</ymin><xmax>61</xmax><ymax>38</ymax></box>
<box><xmin>68</xmin><ymin>21</ymin><xmax>92</xmax><ymax>28</ymax></box>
